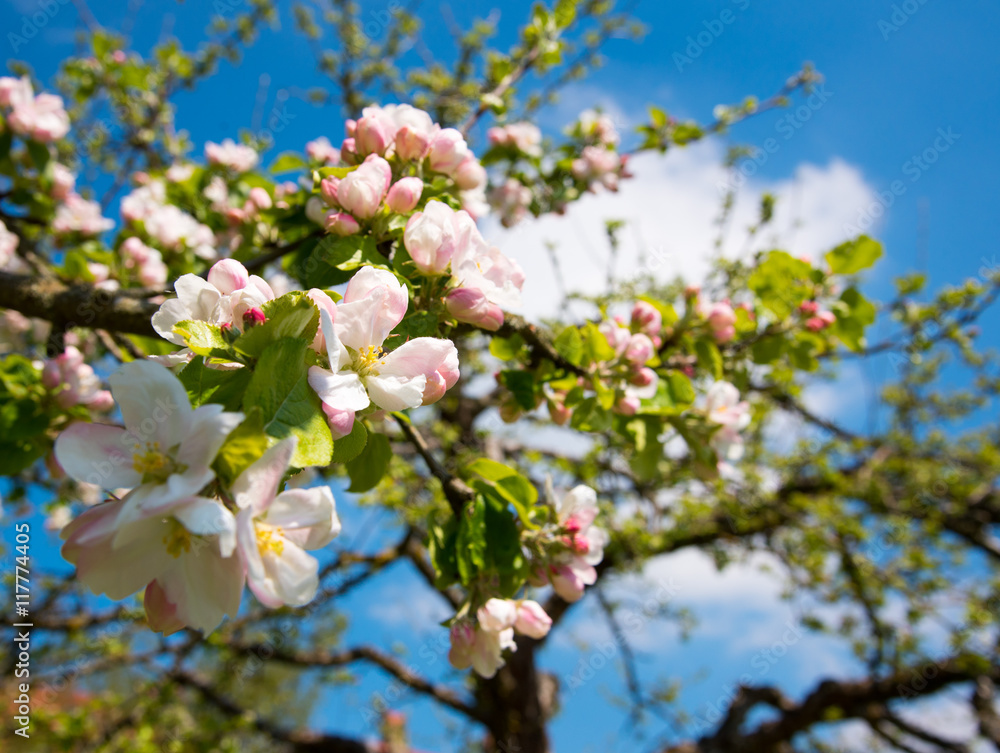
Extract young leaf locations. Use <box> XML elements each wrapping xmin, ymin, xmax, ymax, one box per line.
<box><xmin>243</xmin><ymin>337</ymin><xmax>333</xmax><ymax>468</ymax></box>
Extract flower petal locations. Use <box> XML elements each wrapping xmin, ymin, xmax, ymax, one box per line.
<box><xmin>265</xmin><ymin>487</ymin><xmax>340</xmax><ymax>550</ymax></box>
<box><xmin>54</xmin><ymin>422</ymin><xmax>141</xmax><ymax>489</ymax></box>
<box><xmin>231</xmin><ymin>436</ymin><xmax>298</xmax><ymax>515</ymax></box>
<box><xmin>248</xmin><ymin>539</ymin><xmax>319</xmax><ymax>608</ymax></box>
<box><xmin>62</xmin><ymin>503</ymin><xmax>172</xmax><ymax>600</ymax></box>
<box><xmin>364</xmin><ymin>372</ymin><xmax>426</xmax><ymax>411</ymax></box>
<box><xmin>108</xmin><ymin>359</ymin><xmax>193</xmax><ymax>447</ymax></box>
<box><xmin>308</xmin><ymin>366</ymin><xmax>370</xmax><ymax>411</ymax></box>
<box><xmin>174</xmin><ymin>403</ymin><xmax>244</xmax><ymax>469</ymax></box>
<box><xmin>173</xmin><ymin>497</ymin><xmax>237</xmax><ymax>557</ymax></box>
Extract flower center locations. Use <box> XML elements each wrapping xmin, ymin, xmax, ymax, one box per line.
<box><xmin>255</xmin><ymin>525</ymin><xmax>285</xmax><ymax>556</ymax></box>
<box><xmin>132</xmin><ymin>442</ymin><xmax>175</xmax><ymax>483</ymax></box>
<box><xmin>354</xmin><ymin>344</ymin><xmax>387</xmax><ymax>377</ymax></box>
<box><xmin>163</xmin><ymin>519</ymin><xmax>193</xmax><ymax>558</ymax></box>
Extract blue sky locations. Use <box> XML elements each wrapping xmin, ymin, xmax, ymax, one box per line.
<box><xmin>4</xmin><ymin>0</ymin><xmax>999</xmax><ymax>750</ymax></box>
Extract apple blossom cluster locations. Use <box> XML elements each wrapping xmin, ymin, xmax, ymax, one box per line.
<box><xmin>0</xmin><ymin>76</ymin><xmax>70</xmax><ymax>142</ymax></box>
<box><xmin>205</xmin><ymin>138</ymin><xmax>260</xmax><ymax>173</ymax></box>
<box><xmin>0</xmin><ymin>80</ymin><xmax>115</xmax><ymax>242</ymax></box>
<box><xmin>41</xmin><ymin>346</ymin><xmax>114</xmax><ymax>412</ymax></box>
<box><xmin>484</xmin><ymin>109</ymin><xmax>632</xmax><ymax>227</ymax></box>
<box><xmin>449</xmin><ymin>598</ymin><xmax>552</xmax><ymax>678</ymax></box>
<box><xmin>314</xmin><ymin>103</ymin><xmax>488</xmax><ymax>228</ymax></box>
<box><xmin>540</xmin><ymin>301</ymin><xmax>663</xmax><ymax>425</ymax></box>
<box><xmin>54</xmin><ymin>360</ymin><xmax>340</xmax><ymax>634</ymax></box>
<box><xmin>447</xmin><ymin>484</ymin><xmax>606</xmax><ymax>678</ymax></box>
<box><xmin>487</xmin><ymin>122</ymin><xmax>543</xmax><ymax>158</ymax></box>
<box><xmin>121</xmin><ymin>178</ymin><xmax>218</xmax><ymax>261</ymax></box>
<box><xmin>151</xmin><ymin>258</ymin><xmax>275</xmax><ymax>363</ymax></box>
<box><xmin>307</xmin><ymin>267</ymin><xmax>460</xmax><ymax>438</ymax></box>
<box><xmin>798</xmin><ymin>300</ymin><xmax>836</xmax><ymax>332</ymax></box>
<box><xmin>568</xmin><ymin>109</ymin><xmax>630</xmax><ymax>193</ymax></box>
<box><xmin>403</xmin><ymin>200</ymin><xmax>525</xmax><ymax>331</ymax></box>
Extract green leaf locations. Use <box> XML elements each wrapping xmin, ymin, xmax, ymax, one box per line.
<box><xmin>456</xmin><ymin>495</ymin><xmax>487</xmax><ymax>585</ymax></box>
<box><xmin>466</xmin><ymin>458</ymin><xmax>539</xmax><ymax>528</ymax></box>
<box><xmin>570</xmin><ymin>396</ymin><xmax>612</xmax><ymax>432</ymax></box>
<box><xmin>177</xmin><ymin>356</ymin><xmax>251</xmax><ymax>411</ymax></box>
<box><xmin>268</xmin><ymin>151</ymin><xmax>307</xmax><ymax>174</ymax></box>
<box><xmin>429</xmin><ymin>517</ymin><xmax>459</xmax><ymax>589</ymax></box>
<box><xmin>174</xmin><ymin>320</ymin><xmax>234</xmax><ymax>360</ymax></box>
<box><xmin>554</xmin><ymin>0</ymin><xmax>577</xmax><ymax>27</ymax></box>
<box><xmin>232</xmin><ymin>292</ymin><xmax>319</xmax><ymax>359</ymax></box>
<box><xmin>330</xmin><ymin>419</ymin><xmax>368</xmax><ymax>464</ymax></box>
<box><xmin>0</xmin><ymin>438</ymin><xmax>47</xmax><ymax>475</ymax></box>
<box><xmin>826</xmin><ymin>235</ymin><xmax>883</xmax><ymax>275</ymax></box>
<box><xmin>748</xmin><ymin>250</ymin><xmax>814</xmax><ymax>319</ymax></box>
<box><xmin>695</xmin><ymin>339</ymin><xmax>724</xmax><ymax>380</ymax></box>
<box><xmin>751</xmin><ymin>336</ymin><xmax>786</xmax><ymax>365</ymax></box>
<box><xmin>243</xmin><ymin>338</ymin><xmax>333</xmax><ymax>468</ymax></box>
<box><xmin>638</xmin><ymin>371</ymin><xmax>696</xmax><ymax>415</ymax></box>
<box><xmin>0</xmin><ymin>355</ymin><xmax>49</xmax><ymax>441</ymax></box>
<box><xmin>499</xmin><ymin>370</ymin><xmax>536</xmax><ymax>410</ymax></box>
<box><xmin>387</xmin><ymin>310</ymin><xmax>438</xmax><ymax>350</ymax></box>
<box><xmin>294</xmin><ymin>234</ymin><xmax>386</xmax><ymax>288</ymax></box>
<box><xmin>213</xmin><ymin>409</ymin><xmax>269</xmax><ymax>486</ymax></box>
<box><xmin>582</xmin><ymin>321</ymin><xmax>616</xmax><ymax>363</ymax></box>
<box><xmin>489</xmin><ymin>334</ymin><xmax>525</xmax><ymax>361</ymax></box>
<box><xmin>26</xmin><ymin>140</ymin><xmax>50</xmax><ymax>170</ymax></box>
<box><xmin>481</xmin><ymin>488</ymin><xmax>525</xmax><ymax>594</ymax></box>
<box><xmin>553</xmin><ymin>326</ymin><xmax>584</xmax><ymax>366</ymax></box>
<box><xmin>625</xmin><ymin>416</ymin><xmax>663</xmax><ymax>482</ymax></box>
<box><xmin>345</xmin><ymin>430</ymin><xmax>391</xmax><ymax>492</ymax></box>
<box><xmin>830</xmin><ymin>287</ymin><xmax>876</xmax><ymax>352</ymax></box>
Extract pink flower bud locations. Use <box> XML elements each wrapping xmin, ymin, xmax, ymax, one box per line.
<box><xmin>337</xmin><ymin>155</ymin><xmax>391</xmax><ymax>219</ymax></box>
<box><xmin>345</xmin><ymin>119</ymin><xmax>357</xmax><ymax>137</ymax></box>
<box><xmin>428</xmin><ymin>128</ymin><xmax>469</xmax><ymax>173</ymax></box>
<box><xmin>630</xmin><ymin>367</ymin><xmax>657</xmax><ymax>387</ymax></box>
<box><xmin>395</xmin><ymin>125</ymin><xmax>430</xmax><ymax>161</ymax></box>
<box><xmin>340</xmin><ymin>137</ymin><xmax>359</xmax><ymax>165</ymax></box>
<box><xmin>799</xmin><ymin>300</ymin><xmax>820</xmax><ymax>315</ymax></box>
<box><xmin>705</xmin><ymin>302</ymin><xmax>737</xmax><ymax>344</ymax></box>
<box><xmin>242</xmin><ymin>307</ymin><xmax>266</xmax><ymax>328</ymax></box>
<box><xmin>208</xmin><ymin>259</ymin><xmax>250</xmax><ymax>295</ymax></box>
<box><xmin>386</xmin><ymin>177</ymin><xmax>423</xmax><ymax>213</ymax></box>
<box><xmin>806</xmin><ymin>311</ymin><xmax>836</xmax><ymax>331</ymax></box>
<box><xmin>325</xmin><ymin>211</ymin><xmax>361</xmax><ymax>236</ymax></box>
<box><xmin>631</xmin><ymin>300</ymin><xmax>662</xmax><ymax>336</ymax></box>
<box><xmin>446</xmin><ymin>287</ymin><xmax>504</xmax><ymax>331</ymax></box>
<box><xmin>41</xmin><ymin>360</ymin><xmax>61</xmax><ymax>389</ymax></box>
<box><xmin>322</xmin><ymin>403</ymin><xmax>356</xmax><ymax>440</ymax></box>
<box><xmin>548</xmin><ymin>396</ymin><xmax>572</xmax><ymax>425</ymax></box>
<box><xmin>112</xmin><ymin>50</ymin><xmax>126</xmax><ymax>63</ymax></box>
<box><xmin>615</xmin><ymin>395</ymin><xmax>640</xmax><ymax>416</ymax></box>
<box><xmin>355</xmin><ymin>115</ymin><xmax>389</xmax><ymax>156</ymax></box>
<box><xmin>248</xmin><ymin>187</ymin><xmax>272</xmax><ymax>211</ymax></box>
<box><xmin>478</xmin><ymin>598</ymin><xmax>518</xmax><ymax>632</ymax></box>
<box><xmin>452</xmin><ymin>156</ymin><xmax>487</xmax><ymax>190</ymax></box>
<box><xmin>624</xmin><ymin>333</ymin><xmax>655</xmax><ymax>365</ymax></box>
<box><xmin>514</xmin><ymin>601</ymin><xmax>552</xmax><ymax>639</ymax></box>
<box><xmin>320</xmin><ymin>177</ymin><xmax>340</xmax><ymax>206</ymax></box>
<box><xmin>89</xmin><ymin>391</ymin><xmax>115</xmax><ymax>412</ymax></box>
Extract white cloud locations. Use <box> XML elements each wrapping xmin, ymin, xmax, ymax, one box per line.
<box><xmin>485</xmin><ymin>143</ymin><xmax>874</xmax><ymax>320</ymax></box>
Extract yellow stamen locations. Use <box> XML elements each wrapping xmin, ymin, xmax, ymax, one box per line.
<box><xmin>163</xmin><ymin>519</ymin><xmax>193</xmax><ymax>558</ymax></box>
<box><xmin>256</xmin><ymin>525</ymin><xmax>285</xmax><ymax>556</ymax></box>
<box><xmin>355</xmin><ymin>344</ymin><xmax>387</xmax><ymax>377</ymax></box>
